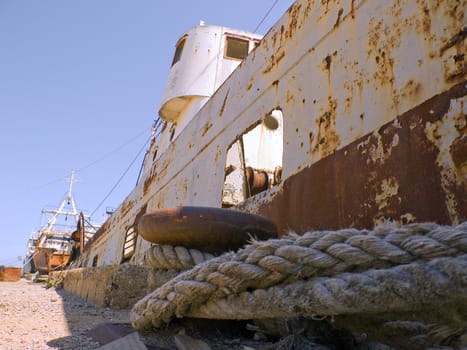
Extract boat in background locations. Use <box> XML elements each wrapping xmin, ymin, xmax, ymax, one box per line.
<box><xmin>27</xmin><ymin>171</ymin><xmax>99</xmax><ymax>274</ymax></box>
<box><xmin>22</xmin><ymin>233</ymin><xmax>38</xmax><ymax>274</ymax></box>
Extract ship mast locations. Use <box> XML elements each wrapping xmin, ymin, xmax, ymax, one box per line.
<box><xmin>42</xmin><ymin>170</ymin><xmax>80</xmax><ymax>231</ymax></box>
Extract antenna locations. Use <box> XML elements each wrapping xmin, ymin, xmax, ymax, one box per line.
<box><xmin>66</xmin><ymin>169</ymin><xmax>75</xmax><ymax>200</ymax></box>
<box><xmin>42</xmin><ymin>169</ymin><xmax>80</xmax><ymax>230</ymax></box>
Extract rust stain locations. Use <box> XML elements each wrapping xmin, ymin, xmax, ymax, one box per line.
<box><xmin>260</xmin><ymin>35</ymin><xmax>269</xmax><ymax>52</ymax></box>
<box><xmin>214</xmin><ymin>144</ymin><xmax>222</xmax><ymax>164</ymax></box>
<box><xmin>369</xmin><ymin>31</ymin><xmax>394</xmax><ymax>74</ymax></box>
<box><xmin>400</xmin><ymin>78</ymin><xmax>422</xmax><ymax>99</ymax></box>
<box><xmin>246</xmin><ymin>77</ymin><xmax>254</xmax><ymax>91</ymax></box>
<box><xmin>323</xmin><ymin>54</ymin><xmax>332</xmax><ymax>71</ymax></box>
<box><xmin>262</xmin><ymin>2</ymin><xmax>302</xmax><ymax>75</ymax></box>
<box><xmin>442</xmin><ymin>34</ymin><xmax>466</xmax><ymax>82</ymax></box>
<box><xmin>285</xmin><ymin>2</ymin><xmax>301</xmax><ymax>39</ymax></box>
<box><xmin>120</xmin><ymin>198</ymin><xmax>134</xmax><ymax>219</ymax></box>
<box><xmin>0</xmin><ymin>267</ymin><xmax>22</xmax><ymax>282</ymax></box>
<box><xmin>417</xmin><ymin>2</ymin><xmax>432</xmax><ymax>35</ymax></box>
<box><xmin>350</xmin><ymin>0</ymin><xmax>355</xmax><ymax>19</ymax></box>
<box><xmin>303</xmin><ymin>1</ymin><xmax>312</xmax><ymax>19</ymax></box>
<box><xmin>440</xmin><ymin>27</ymin><xmax>467</xmax><ymax>54</ymax></box>
<box><xmin>175</xmin><ymin>178</ymin><xmax>189</xmax><ymax>203</ymax></box>
<box><xmin>201</xmin><ymin>121</ymin><xmax>213</xmax><ymax>137</ymax></box>
<box><xmin>285</xmin><ymin>76</ymin><xmax>297</xmax><ymax>105</ymax></box>
<box><xmin>286</xmin><ymin>89</ymin><xmax>295</xmax><ymax>104</ymax></box>
<box><xmin>143</xmin><ymin>162</ymin><xmax>159</xmax><ymax>196</ymax></box>
<box><xmin>276</xmin><ymin>50</ymin><xmax>286</xmax><ymax>65</ymax></box>
<box><xmin>368</xmin><ymin>5</ymin><xmax>427</xmax><ymax>111</ymax></box>
<box><xmin>247</xmin><ymin>81</ymin><xmax>467</xmax><ymax>234</ymax></box>
<box><xmin>262</xmin><ymin>49</ymin><xmax>286</xmax><ymax>74</ymax></box>
<box><xmin>318</xmin><ymin>0</ymin><xmax>331</xmax><ymax>21</ymax></box>
<box><xmin>451</xmin><ymin>133</ymin><xmax>467</xmax><ymax>168</ymax></box>
<box><xmin>312</xmin><ymin>96</ymin><xmax>341</xmax><ymax>158</ymax></box>
<box><xmin>143</xmin><ymin>144</ymin><xmax>174</xmax><ymax>196</ymax></box>
<box><xmin>219</xmin><ymin>89</ymin><xmax>229</xmax><ymax>116</ymax></box>
<box><xmin>333</xmin><ymin>8</ymin><xmax>344</xmax><ymax>29</ymax></box>
<box><xmin>271</xmin><ymin>30</ymin><xmax>279</xmax><ymax>48</ymax></box>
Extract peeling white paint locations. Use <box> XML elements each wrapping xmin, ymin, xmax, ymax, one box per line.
<box><xmin>424</xmin><ymin>96</ymin><xmax>466</xmax><ymax>225</ymax></box>
<box><xmin>375</xmin><ymin>177</ymin><xmax>399</xmax><ymax>210</ymax></box>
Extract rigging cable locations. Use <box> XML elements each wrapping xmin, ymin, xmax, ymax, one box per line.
<box><xmin>135</xmin><ymin>149</ymin><xmax>147</xmax><ymax>186</ymax></box>
<box><xmin>83</xmin><ymin>216</ymin><xmax>100</xmax><ymax>231</ymax></box>
<box><xmin>26</xmin><ymin>176</ymin><xmax>68</xmax><ymax>193</ymax></box>
<box><xmin>253</xmin><ymin>0</ymin><xmax>279</xmax><ymax>33</ymax></box>
<box><xmin>25</xmin><ymin>126</ymin><xmax>151</xmax><ymax>194</ymax></box>
<box><xmin>90</xmin><ymin>135</ymin><xmax>151</xmax><ymax>217</ymax></box>
<box><xmin>76</xmin><ymin>126</ymin><xmax>151</xmax><ymax>173</ymax></box>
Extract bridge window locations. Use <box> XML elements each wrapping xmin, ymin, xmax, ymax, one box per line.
<box><xmin>225</xmin><ymin>37</ymin><xmax>249</xmax><ymax>60</ymax></box>
<box><xmin>171</xmin><ymin>37</ymin><xmax>186</xmax><ymax>66</ymax></box>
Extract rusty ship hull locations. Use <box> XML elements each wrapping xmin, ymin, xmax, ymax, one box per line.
<box><xmin>33</xmin><ymin>247</ymin><xmax>72</xmax><ymax>274</ymax></box>
<box><xmin>62</xmin><ymin>0</ymin><xmax>465</xmax><ymax>307</ymax></box>
<box><xmin>32</xmin><ymin>231</ymin><xmax>74</xmax><ymax>274</ymax></box>
<box><xmin>241</xmin><ymin>81</ymin><xmax>466</xmax><ymax>233</ymax></box>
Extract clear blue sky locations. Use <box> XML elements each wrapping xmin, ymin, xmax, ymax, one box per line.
<box><xmin>0</xmin><ymin>1</ymin><xmax>294</xmax><ymax>267</ymax></box>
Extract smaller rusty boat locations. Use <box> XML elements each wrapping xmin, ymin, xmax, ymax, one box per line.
<box><xmin>29</xmin><ymin>171</ymin><xmax>98</xmax><ymax>274</ymax></box>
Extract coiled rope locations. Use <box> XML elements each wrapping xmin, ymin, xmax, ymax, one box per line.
<box><xmin>144</xmin><ymin>245</ymin><xmax>215</xmax><ymax>270</ymax></box>
<box><xmin>188</xmin><ymin>255</ymin><xmax>467</xmax><ymax>319</ymax></box>
<box><xmin>131</xmin><ymin>222</ymin><xmax>467</xmax><ymax>330</ymax></box>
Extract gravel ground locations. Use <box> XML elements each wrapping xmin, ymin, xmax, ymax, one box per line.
<box><xmin>0</xmin><ymin>279</ymin><xmax>129</xmax><ymax>350</ymax></box>
<box><xmin>0</xmin><ymin>279</ymin><xmax>400</xmax><ymax>350</ymax></box>
<box><xmin>0</xmin><ymin>279</ymin><xmax>344</xmax><ymax>350</ymax></box>
<box><xmin>0</xmin><ymin>279</ymin><xmax>274</xmax><ymax>350</ymax></box>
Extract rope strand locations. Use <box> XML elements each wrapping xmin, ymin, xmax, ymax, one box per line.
<box><xmin>131</xmin><ymin>222</ymin><xmax>467</xmax><ymax>330</ymax></box>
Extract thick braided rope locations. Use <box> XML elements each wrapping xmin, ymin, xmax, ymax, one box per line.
<box><xmin>145</xmin><ymin>244</ymin><xmax>215</xmax><ymax>270</ymax></box>
<box><xmin>131</xmin><ymin>222</ymin><xmax>467</xmax><ymax>329</ymax></box>
<box><xmin>191</xmin><ymin>257</ymin><xmax>467</xmax><ymax>349</ymax></box>
<box><xmin>188</xmin><ymin>255</ymin><xmax>467</xmax><ymax>320</ymax></box>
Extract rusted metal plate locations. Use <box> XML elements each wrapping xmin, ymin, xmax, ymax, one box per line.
<box><xmin>246</xmin><ymin>82</ymin><xmax>466</xmax><ymax>234</ymax></box>
<box><xmin>0</xmin><ymin>266</ymin><xmax>22</xmax><ymax>282</ymax></box>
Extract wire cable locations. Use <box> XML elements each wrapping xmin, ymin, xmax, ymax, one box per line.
<box><xmin>25</xmin><ymin>176</ymin><xmax>69</xmax><ymax>193</ymax></box>
<box><xmin>76</xmin><ymin>126</ymin><xmax>151</xmax><ymax>173</ymax></box>
<box><xmin>90</xmin><ymin>135</ymin><xmax>151</xmax><ymax>217</ymax></box>
<box><xmin>25</xmin><ymin>126</ymin><xmax>151</xmax><ymax>194</ymax></box>
<box><xmin>254</xmin><ymin>0</ymin><xmax>279</xmax><ymax>33</ymax></box>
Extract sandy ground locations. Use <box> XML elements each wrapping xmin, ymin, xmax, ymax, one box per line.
<box><xmin>0</xmin><ymin>279</ymin><xmax>339</xmax><ymax>350</ymax></box>
<box><xmin>0</xmin><ymin>279</ymin><xmax>129</xmax><ymax>350</ymax></box>
<box><xmin>0</xmin><ymin>279</ymin><xmax>400</xmax><ymax>350</ymax></box>
<box><xmin>0</xmin><ymin>279</ymin><xmax>276</xmax><ymax>350</ymax></box>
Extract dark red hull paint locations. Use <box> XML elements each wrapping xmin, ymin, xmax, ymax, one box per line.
<box><xmin>243</xmin><ymin>81</ymin><xmax>467</xmax><ymax>235</ymax></box>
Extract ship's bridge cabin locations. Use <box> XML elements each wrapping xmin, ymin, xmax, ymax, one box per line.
<box><xmin>160</xmin><ymin>22</ymin><xmax>262</xmax><ymax>128</ymax></box>
<box><xmin>143</xmin><ymin>23</ymin><xmax>263</xmax><ymax>176</ymax></box>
